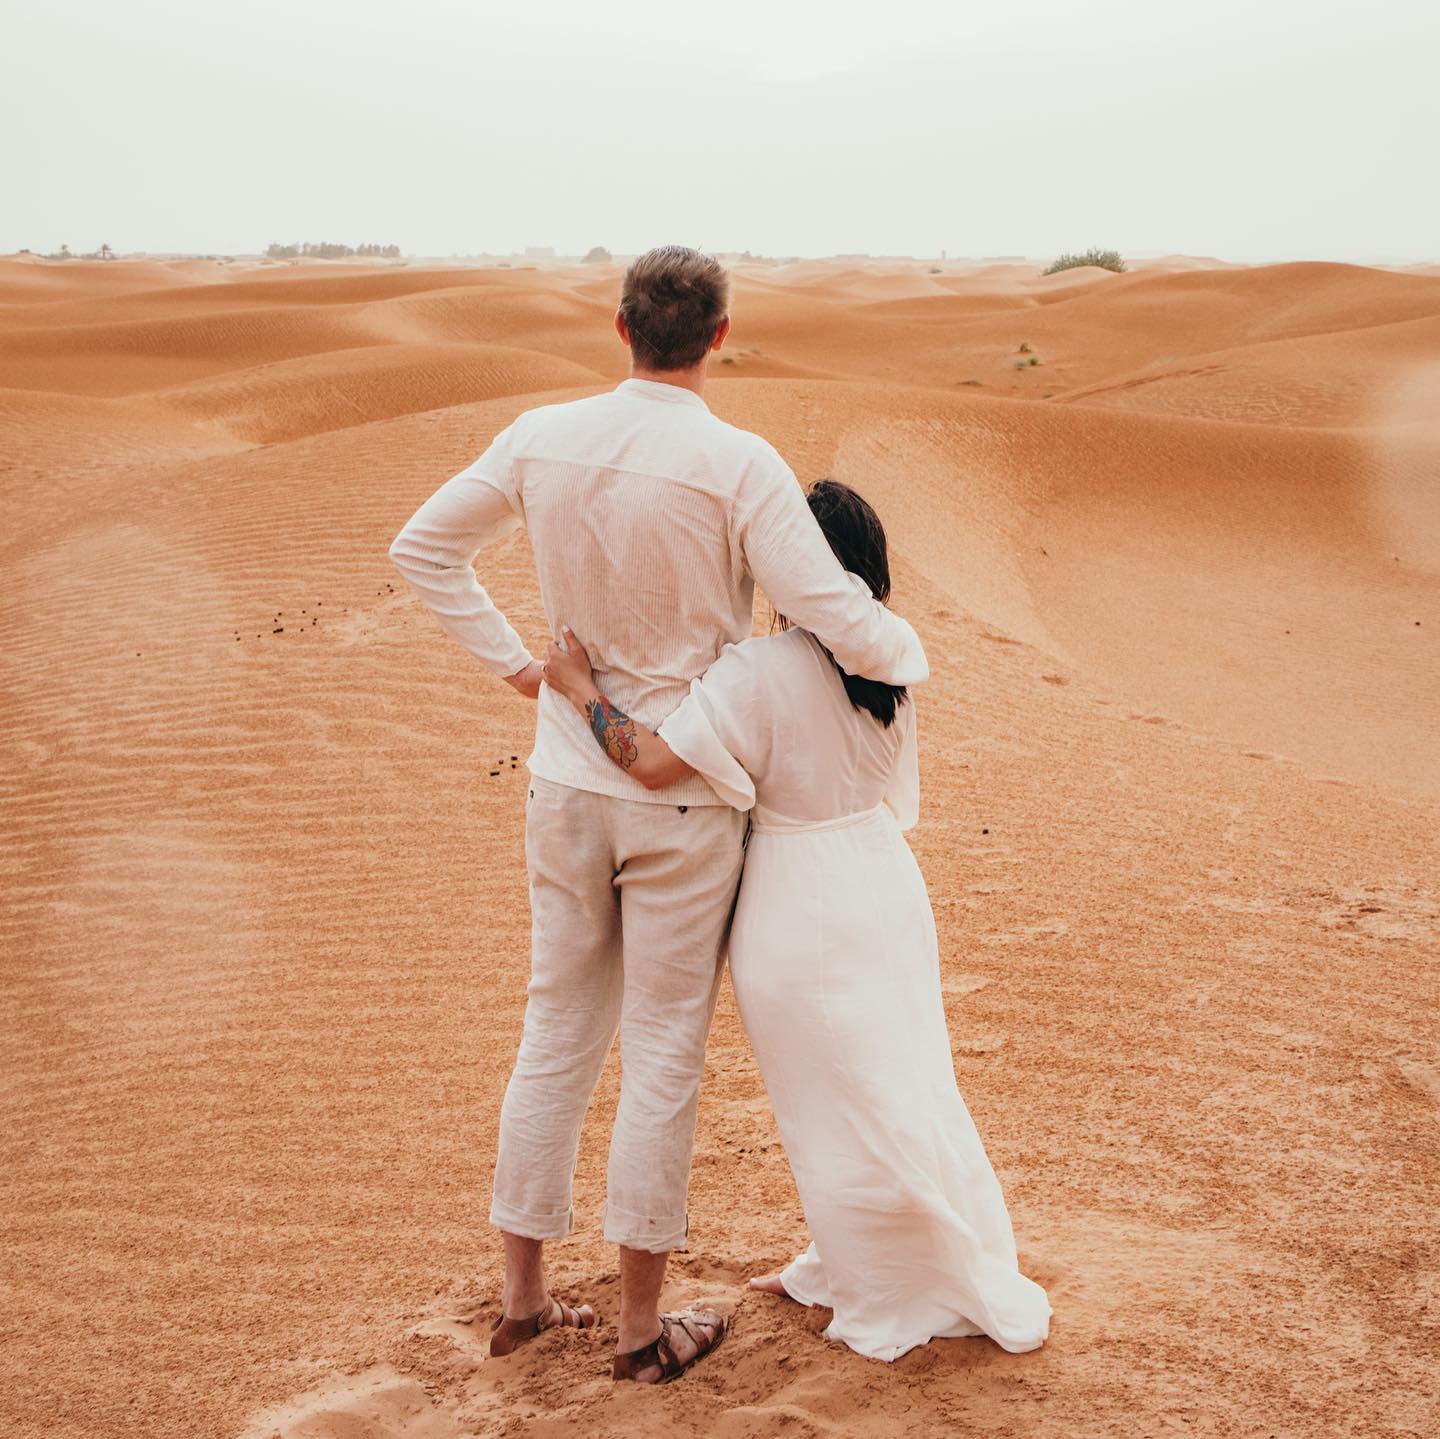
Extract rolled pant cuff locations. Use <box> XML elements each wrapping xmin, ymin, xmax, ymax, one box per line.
<box><xmin>603</xmin><ymin>1203</ymin><xmax>689</xmax><ymax>1254</ymax></box>
<box><xmin>490</xmin><ymin>1196</ymin><xmax>574</xmax><ymax>1242</ymax></box>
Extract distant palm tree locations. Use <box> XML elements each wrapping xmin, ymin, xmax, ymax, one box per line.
<box><xmin>99</xmin><ymin>243</ymin><xmax>114</xmax><ymax>261</ymax></box>
<box><xmin>58</xmin><ymin>243</ymin><xmax>72</xmax><ymax>260</ymax></box>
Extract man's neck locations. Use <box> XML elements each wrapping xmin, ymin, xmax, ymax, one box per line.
<box><xmin>629</xmin><ymin>364</ymin><xmax>708</xmax><ymax>399</ymax></box>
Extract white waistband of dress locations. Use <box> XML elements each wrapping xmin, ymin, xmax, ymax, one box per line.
<box><xmin>749</xmin><ymin>801</ymin><xmax>891</xmax><ymax>836</ymax></box>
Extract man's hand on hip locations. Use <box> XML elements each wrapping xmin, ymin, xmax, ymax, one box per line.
<box><xmin>505</xmin><ymin>661</ymin><xmax>544</xmax><ymax>700</ymax></box>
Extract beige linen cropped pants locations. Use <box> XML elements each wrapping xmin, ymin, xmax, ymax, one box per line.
<box><xmin>490</xmin><ymin>777</ymin><xmax>747</xmax><ymax>1253</ymax></box>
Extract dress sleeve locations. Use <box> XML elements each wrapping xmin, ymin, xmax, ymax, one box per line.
<box><xmin>884</xmin><ymin>699</ymin><xmax>921</xmax><ymax>832</ymax></box>
<box><xmin>656</xmin><ymin>645</ymin><xmax>762</xmax><ymax>812</ymax></box>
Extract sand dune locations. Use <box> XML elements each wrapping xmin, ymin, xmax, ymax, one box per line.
<box><xmin>0</xmin><ymin>256</ymin><xmax>223</xmax><ymax>305</ymax></box>
<box><xmin>0</xmin><ymin>305</ymin><xmax>389</xmax><ymax>395</ymax></box>
<box><xmin>1053</xmin><ymin>312</ymin><xmax>1440</xmax><ymax>426</ymax></box>
<box><xmin>2</xmin><ymin>256</ymin><xmax>1437</xmax><ymax>1439</ymax></box>
<box><xmin>150</xmin><ymin>343</ymin><xmax>606</xmax><ymax>445</ymax></box>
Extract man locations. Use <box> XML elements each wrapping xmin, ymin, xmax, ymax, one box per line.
<box><xmin>388</xmin><ymin>245</ymin><xmax>928</xmax><ymax>1383</ymax></box>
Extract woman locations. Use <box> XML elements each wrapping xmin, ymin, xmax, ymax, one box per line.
<box><xmin>542</xmin><ymin>480</ymin><xmax>1051</xmax><ymax>1363</ymax></box>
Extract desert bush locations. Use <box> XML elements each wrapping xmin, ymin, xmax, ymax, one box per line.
<box><xmin>1042</xmin><ymin>248</ymin><xmax>1126</xmax><ymax>276</ymax></box>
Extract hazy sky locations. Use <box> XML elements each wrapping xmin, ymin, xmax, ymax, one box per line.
<box><xmin>4</xmin><ymin>0</ymin><xmax>1437</xmax><ymax>261</ymax></box>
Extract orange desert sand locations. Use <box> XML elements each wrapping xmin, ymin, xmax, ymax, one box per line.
<box><xmin>2</xmin><ymin>254</ymin><xmax>1438</xmax><ymax>1439</ymax></box>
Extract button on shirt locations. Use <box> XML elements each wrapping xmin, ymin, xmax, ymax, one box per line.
<box><xmin>388</xmin><ymin>378</ymin><xmax>929</xmax><ymax>806</ymax></box>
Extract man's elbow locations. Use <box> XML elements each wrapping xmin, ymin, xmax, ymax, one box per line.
<box><xmin>388</xmin><ymin>530</ymin><xmax>435</xmax><ymax>584</ymax></box>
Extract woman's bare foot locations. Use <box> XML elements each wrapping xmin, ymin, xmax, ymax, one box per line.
<box><xmin>747</xmin><ymin>1274</ymin><xmax>793</xmax><ymax>1299</ymax></box>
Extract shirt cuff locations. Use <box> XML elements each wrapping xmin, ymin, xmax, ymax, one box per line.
<box><xmin>486</xmin><ymin>643</ymin><xmax>538</xmax><ymax>680</ymax></box>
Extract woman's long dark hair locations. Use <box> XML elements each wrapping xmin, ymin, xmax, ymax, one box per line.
<box><xmin>779</xmin><ymin>479</ymin><xmax>909</xmax><ymax>728</ymax></box>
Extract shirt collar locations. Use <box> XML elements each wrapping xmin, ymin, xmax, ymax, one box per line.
<box><xmin>615</xmin><ymin>377</ymin><xmax>710</xmax><ymax>409</ymax></box>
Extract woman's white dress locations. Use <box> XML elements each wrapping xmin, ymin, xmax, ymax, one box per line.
<box><xmin>659</xmin><ymin>619</ymin><xmax>1052</xmax><ymax>1363</ymax></box>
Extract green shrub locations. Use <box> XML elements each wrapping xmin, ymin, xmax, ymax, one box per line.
<box><xmin>1042</xmin><ymin>248</ymin><xmax>1126</xmax><ymax>276</ymax></box>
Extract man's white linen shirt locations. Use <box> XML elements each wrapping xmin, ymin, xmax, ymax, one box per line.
<box><xmin>389</xmin><ymin>378</ymin><xmax>928</xmax><ymax>806</ymax></box>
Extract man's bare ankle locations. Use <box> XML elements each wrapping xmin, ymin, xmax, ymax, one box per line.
<box><xmin>616</xmin><ymin>1315</ymin><xmax>663</xmax><ymax>1353</ymax></box>
<box><xmin>502</xmin><ymin>1289</ymin><xmax>550</xmax><ymax>1320</ymax></box>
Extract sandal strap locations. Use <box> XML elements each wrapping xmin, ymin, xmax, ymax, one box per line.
<box><xmin>670</xmin><ymin>1315</ymin><xmax>702</xmax><ymax>1352</ymax></box>
<box><xmin>613</xmin><ymin>1310</ymin><xmax>725</xmax><ymax>1383</ymax></box>
<box><xmin>491</xmin><ymin>1300</ymin><xmax>550</xmax><ymax>1339</ymax></box>
<box><xmin>648</xmin><ymin>1316</ymin><xmax>682</xmax><ymax>1378</ymax></box>
<box><xmin>491</xmin><ymin>1295</ymin><xmax>596</xmax><ymax>1356</ymax></box>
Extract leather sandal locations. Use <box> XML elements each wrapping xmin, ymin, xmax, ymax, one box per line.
<box><xmin>612</xmin><ymin>1307</ymin><xmax>727</xmax><ymax>1383</ymax></box>
<box><xmin>489</xmin><ymin>1296</ymin><xmax>597</xmax><ymax>1357</ymax></box>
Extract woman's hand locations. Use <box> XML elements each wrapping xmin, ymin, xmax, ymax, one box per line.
<box><xmin>542</xmin><ymin>626</ymin><xmax>695</xmax><ymax>791</ymax></box>
<box><xmin>542</xmin><ymin>626</ymin><xmax>600</xmax><ymax>709</ymax></box>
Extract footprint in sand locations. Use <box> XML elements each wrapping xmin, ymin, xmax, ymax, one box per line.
<box><xmin>986</xmin><ymin>919</ymin><xmax>1070</xmax><ymax>944</ymax></box>
<box><xmin>943</xmin><ymin>975</ymin><xmax>992</xmax><ymax>997</ymax></box>
<box><xmin>954</xmin><ymin>1034</ymin><xmax>1008</xmax><ymax>1055</ymax></box>
<box><xmin>1396</xmin><ymin>1059</ymin><xmax>1440</xmax><ymax>1107</ymax></box>
<box><xmin>1316</xmin><ymin>886</ymin><xmax>1439</xmax><ymax>941</ymax></box>
<box><xmin>330</xmin><ymin>594</ymin><xmax>415</xmax><ymax>646</ymax></box>
<box><xmin>240</xmin><ymin>1366</ymin><xmax>450</xmax><ymax>1439</ymax></box>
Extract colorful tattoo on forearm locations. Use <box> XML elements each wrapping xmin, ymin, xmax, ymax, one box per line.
<box><xmin>585</xmin><ymin>695</ymin><xmax>640</xmax><ymax>770</ymax></box>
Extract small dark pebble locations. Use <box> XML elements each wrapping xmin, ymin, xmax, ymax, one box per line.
<box><xmin>273</xmin><ymin>627</ymin><xmax>284</xmax><ymax>634</ymax></box>
<box><xmin>489</xmin><ymin>771</ymin><xmax>500</xmax><ymax>777</ymax></box>
<box><xmin>982</xmin><ymin>827</ymin><xmax>990</xmax><ymax>834</ymax></box>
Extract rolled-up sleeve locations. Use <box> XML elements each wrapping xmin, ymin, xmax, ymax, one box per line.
<box><xmin>736</xmin><ymin>456</ymin><xmax>929</xmax><ymax>688</ymax></box>
<box><xmin>388</xmin><ymin>424</ymin><xmax>534</xmax><ymax>677</ymax></box>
